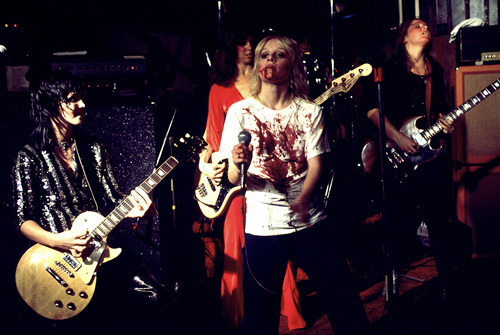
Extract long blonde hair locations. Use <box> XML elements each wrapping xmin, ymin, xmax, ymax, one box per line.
<box><xmin>250</xmin><ymin>35</ymin><xmax>309</xmax><ymax>99</ymax></box>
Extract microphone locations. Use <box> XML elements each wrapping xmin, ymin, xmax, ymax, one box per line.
<box><xmin>237</xmin><ymin>130</ymin><xmax>251</xmax><ymax>189</ymax></box>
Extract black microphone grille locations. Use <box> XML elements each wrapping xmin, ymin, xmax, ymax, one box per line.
<box><xmin>238</xmin><ymin>130</ymin><xmax>251</xmax><ymax>145</ymax></box>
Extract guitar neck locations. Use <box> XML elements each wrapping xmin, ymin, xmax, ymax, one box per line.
<box><xmin>90</xmin><ymin>156</ymin><xmax>179</xmax><ymax>240</ymax></box>
<box><xmin>420</xmin><ymin>77</ymin><xmax>500</xmax><ymax>141</ymax></box>
<box><xmin>313</xmin><ymin>64</ymin><xmax>372</xmax><ymax>105</ymax></box>
<box><xmin>313</xmin><ymin>84</ymin><xmax>344</xmax><ymax>105</ymax></box>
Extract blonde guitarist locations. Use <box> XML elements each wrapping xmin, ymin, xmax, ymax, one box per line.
<box><xmin>13</xmin><ymin>71</ymin><xmax>169</xmax><ymax>330</ymax></box>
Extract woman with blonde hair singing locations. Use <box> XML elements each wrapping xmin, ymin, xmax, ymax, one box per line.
<box><xmin>219</xmin><ymin>35</ymin><xmax>369</xmax><ymax>335</ymax></box>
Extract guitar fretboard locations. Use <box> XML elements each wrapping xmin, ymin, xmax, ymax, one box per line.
<box><xmin>421</xmin><ymin>78</ymin><xmax>500</xmax><ymax>141</ymax></box>
<box><xmin>91</xmin><ymin>156</ymin><xmax>179</xmax><ymax>240</ymax></box>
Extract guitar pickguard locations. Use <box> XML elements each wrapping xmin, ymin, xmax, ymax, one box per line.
<box><xmin>195</xmin><ymin>157</ymin><xmax>241</xmax><ymax>219</ymax></box>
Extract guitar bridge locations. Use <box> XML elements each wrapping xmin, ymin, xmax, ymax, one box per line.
<box><xmin>46</xmin><ymin>266</ymin><xmax>68</xmax><ymax>287</ymax></box>
<box><xmin>387</xmin><ymin>148</ymin><xmax>405</xmax><ymax>168</ymax></box>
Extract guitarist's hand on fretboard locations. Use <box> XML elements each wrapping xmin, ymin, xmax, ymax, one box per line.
<box><xmin>126</xmin><ymin>187</ymin><xmax>156</xmax><ymax>218</ymax></box>
<box><xmin>439</xmin><ymin>113</ymin><xmax>455</xmax><ymax>134</ymax></box>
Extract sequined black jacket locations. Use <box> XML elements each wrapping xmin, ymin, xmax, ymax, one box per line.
<box><xmin>12</xmin><ymin>136</ymin><xmax>126</xmax><ymax>234</ymax></box>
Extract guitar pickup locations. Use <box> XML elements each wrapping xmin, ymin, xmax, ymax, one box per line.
<box><xmin>197</xmin><ymin>183</ymin><xmax>208</xmax><ymax>197</ymax></box>
<box><xmin>62</xmin><ymin>253</ymin><xmax>81</xmax><ymax>271</ymax></box>
<box><xmin>55</xmin><ymin>261</ymin><xmax>75</xmax><ymax>278</ymax></box>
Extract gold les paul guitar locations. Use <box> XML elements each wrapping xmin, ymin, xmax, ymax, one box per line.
<box><xmin>15</xmin><ymin>134</ymin><xmax>206</xmax><ymax>320</ymax></box>
<box><xmin>195</xmin><ymin>63</ymin><xmax>373</xmax><ymax>219</ymax></box>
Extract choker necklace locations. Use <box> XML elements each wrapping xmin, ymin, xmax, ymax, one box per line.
<box><xmin>56</xmin><ymin>138</ymin><xmax>74</xmax><ymax>150</ymax></box>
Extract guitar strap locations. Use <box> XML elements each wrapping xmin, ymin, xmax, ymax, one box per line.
<box><xmin>74</xmin><ymin>138</ymin><xmax>106</xmax><ymax>213</ymax></box>
<box><xmin>425</xmin><ymin>76</ymin><xmax>432</xmax><ymax>127</ymax></box>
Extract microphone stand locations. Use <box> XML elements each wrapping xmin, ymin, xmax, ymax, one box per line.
<box><xmin>168</xmin><ymin>136</ymin><xmax>180</xmax><ymax>295</ymax></box>
<box><xmin>156</xmin><ymin>108</ymin><xmax>177</xmax><ymax>167</ymax></box>
<box><xmin>238</xmin><ymin>130</ymin><xmax>251</xmax><ymax>218</ymax></box>
<box><xmin>156</xmin><ymin>108</ymin><xmax>181</xmax><ymax>295</ymax></box>
<box><xmin>374</xmin><ymin>67</ymin><xmax>395</xmax><ymax>309</ymax></box>
<box><xmin>329</xmin><ymin>0</ymin><xmax>337</xmax><ymax>138</ymax></box>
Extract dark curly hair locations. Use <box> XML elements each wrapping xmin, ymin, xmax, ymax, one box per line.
<box><xmin>29</xmin><ymin>70</ymin><xmax>83</xmax><ymax>149</ymax></box>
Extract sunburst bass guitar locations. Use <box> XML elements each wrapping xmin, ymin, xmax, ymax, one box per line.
<box><xmin>15</xmin><ymin>134</ymin><xmax>206</xmax><ymax>320</ymax></box>
<box><xmin>361</xmin><ymin>77</ymin><xmax>500</xmax><ymax>179</ymax></box>
<box><xmin>195</xmin><ymin>63</ymin><xmax>373</xmax><ymax>219</ymax></box>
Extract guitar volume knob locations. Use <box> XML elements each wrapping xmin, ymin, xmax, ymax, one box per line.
<box><xmin>67</xmin><ymin>302</ymin><xmax>76</xmax><ymax>310</ymax></box>
<box><xmin>54</xmin><ymin>300</ymin><xmax>63</xmax><ymax>308</ymax></box>
<box><xmin>79</xmin><ymin>291</ymin><xmax>88</xmax><ymax>299</ymax></box>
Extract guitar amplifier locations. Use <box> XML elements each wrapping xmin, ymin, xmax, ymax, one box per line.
<box><xmin>456</xmin><ymin>25</ymin><xmax>500</xmax><ymax>66</ymax></box>
<box><xmin>51</xmin><ymin>57</ymin><xmax>149</xmax><ymax>104</ymax></box>
<box><xmin>453</xmin><ymin>65</ymin><xmax>500</xmax><ymax>256</ymax></box>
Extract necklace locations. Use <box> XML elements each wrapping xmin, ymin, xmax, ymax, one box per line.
<box><xmin>56</xmin><ymin>138</ymin><xmax>74</xmax><ymax>150</ymax></box>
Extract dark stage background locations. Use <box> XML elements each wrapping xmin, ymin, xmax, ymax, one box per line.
<box><xmin>0</xmin><ymin>0</ymin><xmax>498</xmax><ymax>331</ymax></box>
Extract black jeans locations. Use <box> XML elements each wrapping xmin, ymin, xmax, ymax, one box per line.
<box><xmin>242</xmin><ymin>220</ymin><xmax>369</xmax><ymax>335</ymax></box>
<box><xmin>385</xmin><ymin>157</ymin><xmax>454</xmax><ymax>286</ymax></box>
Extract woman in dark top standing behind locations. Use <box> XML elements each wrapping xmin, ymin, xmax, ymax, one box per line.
<box><xmin>366</xmin><ymin>18</ymin><xmax>456</xmax><ymax>304</ymax></box>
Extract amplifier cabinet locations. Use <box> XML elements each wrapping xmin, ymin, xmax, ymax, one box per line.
<box><xmin>453</xmin><ymin>65</ymin><xmax>500</xmax><ymax>256</ymax></box>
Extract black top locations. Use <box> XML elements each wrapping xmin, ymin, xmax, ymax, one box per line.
<box><xmin>375</xmin><ymin>57</ymin><xmax>450</xmax><ymax>129</ymax></box>
<box><xmin>12</xmin><ymin>136</ymin><xmax>125</xmax><ymax>234</ymax></box>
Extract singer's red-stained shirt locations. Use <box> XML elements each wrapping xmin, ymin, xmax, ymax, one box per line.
<box><xmin>204</xmin><ymin>81</ymin><xmax>305</xmax><ymax>330</ymax></box>
<box><xmin>218</xmin><ymin>96</ymin><xmax>329</xmax><ymax>236</ymax></box>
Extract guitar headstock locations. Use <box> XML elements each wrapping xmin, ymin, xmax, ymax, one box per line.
<box><xmin>356</xmin><ymin>63</ymin><xmax>373</xmax><ymax>77</ymax></box>
<box><xmin>173</xmin><ymin>133</ymin><xmax>207</xmax><ymax>162</ymax></box>
<box><xmin>331</xmin><ymin>63</ymin><xmax>373</xmax><ymax>93</ymax></box>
